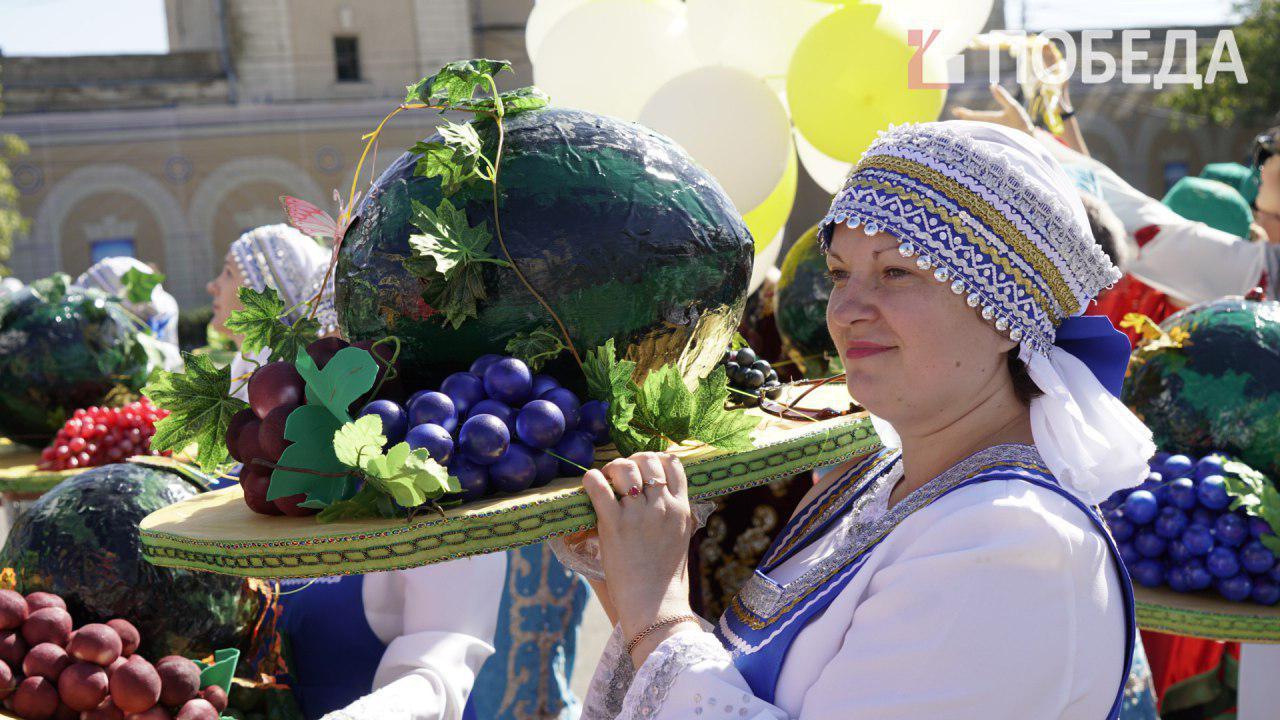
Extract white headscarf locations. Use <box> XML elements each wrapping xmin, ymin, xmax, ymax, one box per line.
<box><xmin>820</xmin><ymin>121</ymin><xmax>1155</xmax><ymax>505</ymax></box>
<box><xmin>76</xmin><ymin>256</ymin><xmax>180</xmax><ymax>346</ymax></box>
<box><xmin>227</xmin><ymin>224</ymin><xmax>338</xmax><ymax>400</ymax></box>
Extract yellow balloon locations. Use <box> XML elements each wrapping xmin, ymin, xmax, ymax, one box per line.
<box><xmin>786</xmin><ymin>4</ymin><xmax>946</xmax><ymax>162</ymax></box>
<box><xmin>743</xmin><ymin>144</ymin><xmax>798</xmax><ymax>256</ymax></box>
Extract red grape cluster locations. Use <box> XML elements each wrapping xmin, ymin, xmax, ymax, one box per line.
<box><xmin>0</xmin><ymin>589</ymin><xmax>227</xmax><ymax>720</ymax></box>
<box><xmin>38</xmin><ymin>400</ymin><xmax>170</xmax><ymax>472</ymax></box>
<box><xmin>228</xmin><ymin>337</ymin><xmax>394</xmax><ymax>517</ymax></box>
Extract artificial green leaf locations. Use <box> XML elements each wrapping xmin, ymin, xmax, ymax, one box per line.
<box><xmin>405</xmin><ymin>59</ymin><xmax>512</xmax><ymax>106</ymax></box>
<box><xmin>505</xmin><ymin>326</ymin><xmax>568</xmax><ymax>371</ymax></box>
<box><xmin>583</xmin><ymin>340</ymin><xmax>639</xmax><ymax>450</ymax></box>
<box><xmin>410</xmin><ymin>122</ymin><xmax>489</xmax><ymax>195</ymax></box>
<box><xmin>421</xmin><ymin>269</ymin><xmax>488</xmax><ymax>329</ymax></box>
<box><xmin>730</xmin><ymin>333</ymin><xmax>750</xmax><ymax>351</ymax></box>
<box><xmin>144</xmin><ymin>352</ymin><xmax>248</xmax><ymax>472</ymax></box>
<box><xmin>361</xmin><ymin>442</ymin><xmax>454</xmax><ymax>508</ymax></box>
<box><xmin>333</xmin><ymin>414</ymin><xmax>387</xmax><ymax>468</ymax></box>
<box><xmin>120</xmin><ymin>267</ymin><xmax>165</xmax><ymax>304</ymax></box>
<box><xmin>466</xmin><ymin>86</ymin><xmax>551</xmax><ymax>116</ymax></box>
<box><xmin>606</xmin><ymin>359</ymin><xmax>760</xmax><ymax>457</ymax></box>
<box><xmin>407</xmin><ymin>198</ymin><xmax>505</xmax><ymax>277</ymax></box>
<box><xmin>267</xmin><ymin>404</ymin><xmax>354</xmax><ymax>508</ymax></box>
<box><xmin>317</xmin><ymin>484</ymin><xmax>389</xmax><ymax>523</ymax></box>
<box><xmin>294</xmin><ymin>346</ymin><xmax>379</xmax><ymax>422</ymax></box>
<box><xmin>224</xmin><ymin>287</ymin><xmax>321</xmax><ymax>363</ymax></box>
<box><xmin>1223</xmin><ymin>459</ymin><xmax>1280</xmax><ymax>542</ymax></box>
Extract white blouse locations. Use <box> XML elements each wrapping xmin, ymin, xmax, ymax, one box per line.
<box><xmin>582</xmin><ymin>451</ymin><xmax>1127</xmax><ymax>719</ymax></box>
<box><xmin>321</xmin><ymin>552</ymin><xmax>507</xmax><ymax>720</ymax></box>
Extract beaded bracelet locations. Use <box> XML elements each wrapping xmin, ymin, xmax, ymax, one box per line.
<box><xmin>625</xmin><ymin>614</ymin><xmax>700</xmax><ymax>655</ymax></box>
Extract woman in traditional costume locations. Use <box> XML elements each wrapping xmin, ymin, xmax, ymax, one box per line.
<box><xmin>574</xmin><ymin>121</ymin><xmax>1155</xmax><ymax>719</ymax></box>
<box><xmin>76</xmin><ymin>256</ymin><xmax>181</xmax><ymax>347</ymax></box>
<box><xmin>205</xmin><ymin>224</ymin><xmax>506</xmax><ymax>720</ymax></box>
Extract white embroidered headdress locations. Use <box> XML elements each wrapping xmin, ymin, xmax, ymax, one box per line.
<box><xmin>820</xmin><ymin>121</ymin><xmax>1154</xmax><ymax>504</ymax></box>
<box><xmin>228</xmin><ymin>224</ymin><xmax>338</xmax><ymax>334</ymax></box>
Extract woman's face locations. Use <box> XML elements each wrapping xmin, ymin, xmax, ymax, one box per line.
<box><xmin>1256</xmin><ymin>155</ymin><xmax>1280</xmax><ymax>243</ymax></box>
<box><xmin>206</xmin><ymin>254</ymin><xmax>245</xmax><ymax>340</ymax></box>
<box><xmin>825</xmin><ymin>224</ymin><xmax>1017</xmax><ymax>433</ymax></box>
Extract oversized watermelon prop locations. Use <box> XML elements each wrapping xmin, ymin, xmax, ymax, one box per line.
<box><xmin>0</xmin><ymin>462</ymin><xmax>256</xmax><ymax>659</ymax></box>
<box><xmin>1124</xmin><ymin>298</ymin><xmax>1280</xmax><ymax>480</ymax></box>
<box><xmin>0</xmin><ymin>274</ymin><xmax>153</xmax><ymax>445</ymax></box>
<box><xmin>335</xmin><ymin>107</ymin><xmax>753</xmax><ymax>389</ymax></box>
<box><xmin>775</xmin><ymin>225</ymin><xmax>840</xmax><ymax>378</ymax></box>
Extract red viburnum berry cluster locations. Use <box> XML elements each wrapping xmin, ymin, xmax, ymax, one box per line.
<box><xmin>38</xmin><ymin>399</ymin><xmax>170</xmax><ymax>471</ymax></box>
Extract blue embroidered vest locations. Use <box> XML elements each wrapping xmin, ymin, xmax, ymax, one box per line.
<box><xmin>716</xmin><ymin>445</ymin><xmax>1136</xmax><ymax>719</ymax></box>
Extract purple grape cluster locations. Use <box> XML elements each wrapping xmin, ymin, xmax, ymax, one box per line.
<box><xmin>356</xmin><ymin>354</ymin><xmax>611</xmax><ymax>502</ymax></box>
<box><xmin>1102</xmin><ymin>452</ymin><xmax>1280</xmax><ymax>605</ymax></box>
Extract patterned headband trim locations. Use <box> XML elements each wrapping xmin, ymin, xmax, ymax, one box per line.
<box><xmin>230</xmin><ymin>225</ymin><xmax>338</xmax><ymax>333</ymax></box>
<box><xmin>819</xmin><ymin>123</ymin><xmax>1120</xmax><ymax>355</ymax></box>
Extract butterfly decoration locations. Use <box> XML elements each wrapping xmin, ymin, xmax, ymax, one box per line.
<box><xmin>279</xmin><ymin>189</ymin><xmax>361</xmax><ymax>242</ymax></box>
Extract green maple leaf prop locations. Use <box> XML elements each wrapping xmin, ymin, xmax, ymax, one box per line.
<box><xmin>467</xmin><ymin>86</ymin><xmax>551</xmax><ymax>116</ymax></box>
<box><xmin>1223</xmin><ymin>460</ymin><xmax>1280</xmax><ymax>554</ymax></box>
<box><xmin>267</xmin><ymin>404</ymin><xmax>354</xmax><ymax>509</ymax></box>
<box><xmin>120</xmin><ymin>267</ymin><xmax>165</xmax><ymax>304</ymax></box>
<box><xmin>406</xmin><ymin>199</ymin><xmax>509</xmax><ymax>329</ymax></box>
<box><xmin>143</xmin><ymin>352</ymin><xmax>249</xmax><ymax>472</ymax></box>
<box><xmin>333</xmin><ymin>414</ymin><xmax>459</xmax><ymax>509</ymax></box>
<box><xmin>505</xmin><ymin>326</ymin><xmax>567</xmax><ymax>371</ymax></box>
<box><xmin>405</xmin><ymin>59</ymin><xmax>512</xmax><ymax>107</ymax></box>
<box><xmin>316</xmin><ymin>485</ymin><xmax>393</xmax><ymax>523</ymax></box>
<box><xmin>411</xmin><ymin>121</ymin><xmax>490</xmax><ymax>195</ymax></box>
<box><xmin>224</xmin><ymin>287</ymin><xmax>320</xmax><ymax>364</ymax></box>
<box><xmin>333</xmin><ymin>414</ymin><xmax>386</xmax><ymax>467</ymax></box>
<box><xmin>583</xmin><ymin>341</ymin><xmax>759</xmax><ymax>456</ymax></box>
<box><xmin>294</xmin><ymin>346</ymin><xmax>379</xmax><ymax>421</ymax></box>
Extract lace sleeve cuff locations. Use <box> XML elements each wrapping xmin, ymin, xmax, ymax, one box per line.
<box><xmin>580</xmin><ymin>624</ymin><xmax>637</xmax><ymax>720</ymax></box>
<box><xmin>617</xmin><ymin>628</ymin><xmax>734</xmax><ymax>720</ymax></box>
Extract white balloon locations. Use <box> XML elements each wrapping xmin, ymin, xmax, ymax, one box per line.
<box><xmin>685</xmin><ymin>0</ymin><xmax>835</xmax><ymax>83</ymax></box>
<box><xmin>871</xmin><ymin>0</ymin><xmax>995</xmax><ymax>58</ymax></box>
<box><xmin>526</xmin><ymin>0</ymin><xmax>593</xmax><ymax>65</ymax></box>
<box><xmin>794</xmin><ymin>129</ymin><xmax>851</xmax><ymax>196</ymax></box>
<box><xmin>638</xmin><ymin>66</ymin><xmax>792</xmax><ymax>212</ymax></box>
<box><xmin>533</xmin><ymin>0</ymin><xmax>696</xmax><ymax>121</ymax></box>
<box><xmin>750</xmin><ymin>228</ymin><xmax>785</xmax><ymax>294</ymax></box>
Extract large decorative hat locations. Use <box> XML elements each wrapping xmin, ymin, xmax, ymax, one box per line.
<box><xmin>1163</xmin><ymin>176</ymin><xmax>1254</xmax><ymax>240</ymax></box>
<box><xmin>819</xmin><ymin>120</ymin><xmax>1154</xmax><ymax>504</ymax></box>
<box><xmin>228</xmin><ymin>224</ymin><xmax>337</xmax><ymax>333</ymax></box>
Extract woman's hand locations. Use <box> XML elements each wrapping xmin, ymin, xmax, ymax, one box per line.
<box><xmin>581</xmin><ymin>453</ymin><xmax>699</xmax><ymax>663</ymax></box>
<box><xmin>951</xmin><ymin>84</ymin><xmax>1035</xmax><ymax>135</ymax></box>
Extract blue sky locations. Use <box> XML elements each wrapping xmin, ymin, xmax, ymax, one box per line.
<box><xmin>0</xmin><ymin>0</ymin><xmax>1246</xmax><ymax>57</ymax></box>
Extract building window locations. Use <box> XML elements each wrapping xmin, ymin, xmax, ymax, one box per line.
<box><xmin>334</xmin><ymin>36</ymin><xmax>361</xmax><ymax>82</ymax></box>
<box><xmin>91</xmin><ymin>238</ymin><xmax>136</xmax><ymax>264</ymax></box>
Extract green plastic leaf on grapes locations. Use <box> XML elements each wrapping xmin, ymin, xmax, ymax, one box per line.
<box><xmin>225</xmin><ymin>287</ymin><xmax>320</xmax><ymax>363</ymax></box>
<box><xmin>1223</xmin><ymin>459</ymin><xmax>1280</xmax><ymax>542</ymax></box>
<box><xmin>120</xmin><ymin>267</ymin><xmax>165</xmax><ymax>304</ymax></box>
<box><xmin>144</xmin><ymin>352</ymin><xmax>249</xmax><ymax>472</ymax></box>
<box><xmin>404</xmin><ymin>59</ymin><xmax>512</xmax><ymax>106</ymax></box>
<box><xmin>615</xmin><ymin>359</ymin><xmax>760</xmax><ymax>457</ymax></box>
<box><xmin>267</xmin><ymin>404</ymin><xmax>354</xmax><ymax>508</ymax></box>
<box><xmin>316</xmin><ymin>484</ymin><xmax>386</xmax><ymax>523</ymax></box>
<box><xmin>294</xmin><ymin>346</ymin><xmax>379</xmax><ymax>422</ymax></box>
<box><xmin>505</xmin><ymin>326</ymin><xmax>568</xmax><ymax>371</ymax></box>
<box><xmin>333</xmin><ymin>414</ymin><xmax>387</xmax><ymax>468</ymax></box>
<box><xmin>362</xmin><ymin>442</ymin><xmax>456</xmax><ymax>508</ymax></box>
<box><xmin>583</xmin><ymin>340</ymin><xmax>641</xmax><ymax>451</ymax></box>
